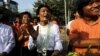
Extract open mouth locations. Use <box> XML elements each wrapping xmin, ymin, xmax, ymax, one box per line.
<box><xmin>91</xmin><ymin>8</ymin><xmax>99</xmax><ymax>12</ymax></box>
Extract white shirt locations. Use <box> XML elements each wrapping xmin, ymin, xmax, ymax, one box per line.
<box><xmin>66</xmin><ymin>20</ymin><xmax>74</xmax><ymax>30</ymax></box>
<box><xmin>28</xmin><ymin>23</ymin><xmax>63</xmax><ymax>52</ymax></box>
<box><xmin>0</xmin><ymin>23</ymin><xmax>15</xmax><ymax>54</ymax></box>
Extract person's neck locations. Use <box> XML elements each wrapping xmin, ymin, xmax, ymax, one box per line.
<box><xmin>40</xmin><ymin>21</ymin><xmax>48</xmax><ymax>26</ymax></box>
<box><xmin>83</xmin><ymin>15</ymin><xmax>98</xmax><ymax>22</ymax></box>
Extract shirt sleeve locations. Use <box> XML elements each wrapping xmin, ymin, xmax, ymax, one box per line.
<box><xmin>69</xmin><ymin>20</ymin><xmax>79</xmax><ymax>40</ymax></box>
<box><xmin>53</xmin><ymin>24</ymin><xmax>63</xmax><ymax>51</ymax></box>
<box><xmin>4</xmin><ymin>27</ymin><xmax>15</xmax><ymax>54</ymax></box>
<box><xmin>28</xmin><ymin>35</ymin><xmax>36</xmax><ymax>50</ymax></box>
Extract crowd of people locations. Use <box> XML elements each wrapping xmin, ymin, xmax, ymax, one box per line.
<box><xmin>0</xmin><ymin>5</ymin><xmax>63</xmax><ymax>56</ymax></box>
<box><xmin>0</xmin><ymin>0</ymin><xmax>100</xmax><ymax>56</ymax></box>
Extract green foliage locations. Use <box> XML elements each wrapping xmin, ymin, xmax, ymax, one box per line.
<box><xmin>33</xmin><ymin>0</ymin><xmax>79</xmax><ymax>25</ymax></box>
<box><xmin>67</xmin><ymin>52</ymin><xmax>80</xmax><ymax>56</ymax></box>
<box><xmin>33</xmin><ymin>0</ymin><xmax>64</xmax><ymax>25</ymax></box>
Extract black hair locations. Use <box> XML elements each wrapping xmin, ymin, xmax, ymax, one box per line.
<box><xmin>36</xmin><ymin>5</ymin><xmax>52</xmax><ymax>15</ymax></box>
<box><xmin>14</xmin><ymin>14</ymin><xmax>20</xmax><ymax>20</ymax></box>
<box><xmin>20</xmin><ymin>11</ymin><xmax>32</xmax><ymax>24</ymax></box>
<box><xmin>0</xmin><ymin>14</ymin><xmax>9</xmax><ymax>24</ymax></box>
<box><xmin>76</xmin><ymin>0</ymin><xmax>100</xmax><ymax>17</ymax></box>
<box><xmin>14</xmin><ymin>14</ymin><xmax>22</xmax><ymax>24</ymax></box>
<box><xmin>36</xmin><ymin>5</ymin><xmax>52</xmax><ymax>22</ymax></box>
<box><xmin>15</xmin><ymin>14</ymin><xmax>20</xmax><ymax>18</ymax></box>
<box><xmin>20</xmin><ymin>11</ymin><xmax>32</xmax><ymax>19</ymax></box>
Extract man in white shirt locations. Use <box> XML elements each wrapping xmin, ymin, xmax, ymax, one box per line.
<box><xmin>28</xmin><ymin>23</ymin><xmax>63</xmax><ymax>56</ymax></box>
<box><xmin>0</xmin><ymin>14</ymin><xmax>15</xmax><ymax>56</ymax></box>
<box><xmin>28</xmin><ymin>5</ymin><xmax>63</xmax><ymax>56</ymax></box>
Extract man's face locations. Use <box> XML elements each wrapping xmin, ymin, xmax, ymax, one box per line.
<box><xmin>83</xmin><ymin>2</ymin><xmax>100</xmax><ymax>17</ymax></box>
<box><xmin>38</xmin><ymin>7</ymin><xmax>51</xmax><ymax>22</ymax></box>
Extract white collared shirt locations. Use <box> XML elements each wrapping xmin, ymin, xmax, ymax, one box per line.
<box><xmin>0</xmin><ymin>23</ymin><xmax>15</xmax><ymax>54</ymax></box>
<box><xmin>28</xmin><ymin>23</ymin><xmax>63</xmax><ymax>52</ymax></box>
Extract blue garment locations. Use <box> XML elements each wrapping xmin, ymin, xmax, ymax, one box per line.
<box><xmin>0</xmin><ymin>23</ymin><xmax>15</xmax><ymax>54</ymax></box>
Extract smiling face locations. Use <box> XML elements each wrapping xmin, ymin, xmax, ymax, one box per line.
<box><xmin>22</xmin><ymin>14</ymin><xmax>30</xmax><ymax>24</ymax></box>
<box><xmin>38</xmin><ymin>7</ymin><xmax>51</xmax><ymax>22</ymax></box>
<box><xmin>83</xmin><ymin>2</ymin><xmax>100</xmax><ymax>17</ymax></box>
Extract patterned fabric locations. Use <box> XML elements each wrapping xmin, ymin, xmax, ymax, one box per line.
<box><xmin>0</xmin><ymin>23</ymin><xmax>15</xmax><ymax>54</ymax></box>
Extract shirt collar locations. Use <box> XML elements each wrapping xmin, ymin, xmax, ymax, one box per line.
<box><xmin>37</xmin><ymin>23</ymin><xmax>49</xmax><ymax>27</ymax></box>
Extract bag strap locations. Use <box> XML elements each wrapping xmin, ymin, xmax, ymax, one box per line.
<box><xmin>37</xmin><ymin>26</ymin><xmax>39</xmax><ymax>35</ymax></box>
<box><xmin>45</xmin><ymin>24</ymin><xmax>50</xmax><ymax>49</ymax></box>
<box><xmin>37</xmin><ymin>24</ymin><xmax>51</xmax><ymax>54</ymax></box>
<box><xmin>28</xmin><ymin>25</ymin><xmax>38</xmax><ymax>40</ymax></box>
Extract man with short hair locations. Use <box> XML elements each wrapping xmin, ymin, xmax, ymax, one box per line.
<box><xmin>0</xmin><ymin>14</ymin><xmax>15</xmax><ymax>56</ymax></box>
<box><xmin>69</xmin><ymin>0</ymin><xmax>100</xmax><ymax>55</ymax></box>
